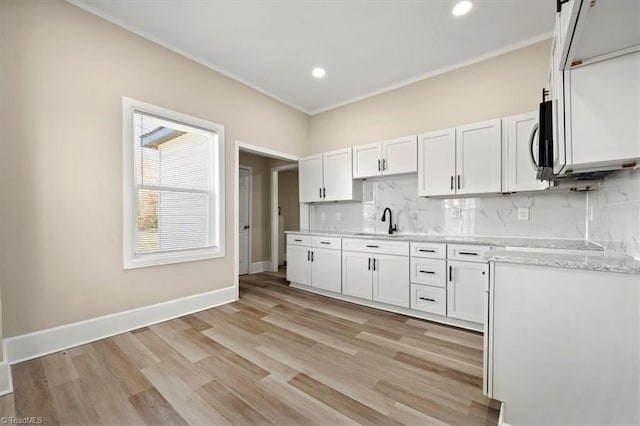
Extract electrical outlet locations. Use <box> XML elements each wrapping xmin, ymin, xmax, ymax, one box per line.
<box><xmin>335</xmin><ymin>212</ymin><xmax>341</xmax><ymax>221</ymax></box>
<box><xmin>320</xmin><ymin>212</ymin><xmax>326</xmax><ymax>221</ymax></box>
<box><xmin>517</xmin><ymin>207</ymin><xmax>529</xmax><ymax>221</ymax></box>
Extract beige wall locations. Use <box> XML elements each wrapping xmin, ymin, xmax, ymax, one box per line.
<box><xmin>239</xmin><ymin>152</ymin><xmax>272</xmax><ymax>263</ymax></box>
<box><xmin>279</xmin><ymin>170</ymin><xmax>300</xmax><ymax>232</ymax></box>
<box><xmin>0</xmin><ymin>0</ymin><xmax>308</xmax><ymax>337</ymax></box>
<box><xmin>309</xmin><ymin>40</ymin><xmax>551</xmax><ymax>153</ymax></box>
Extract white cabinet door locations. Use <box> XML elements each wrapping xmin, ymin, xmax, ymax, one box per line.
<box><xmin>342</xmin><ymin>251</ymin><xmax>373</xmax><ymax>300</ymax></box>
<box><xmin>352</xmin><ymin>142</ymin><xmax>382</xmax><ymax>179</ymax></box>
<box><xmin>417</xmin><ymin>128</ymin><xmax>456</xmax><ymax>197</ymax></box>
<box><xmin>373</xmin><ymin>254</ymin><xmax>410</xmax><ymax>308</ymax></box>
<box><xmin>456</xmin><ymin>119</ymin><xmax>502</xmax><ymax>195</ymax></box>
<box><xmin>382</xmin><ymin>135</ymin><xmax>417</xmax><ymax>176</ymax></box>
<box><xmin>323</xmin><ymin>148</ymin><xmax>353</xmax><ymax>202</ymax></box>
<box><xmin>503</xmin><ymin>112</ymin><xmax>548</xmax><ymax>193</ymax></box>
<box><xmin>568</xmin><ymin>51</ymin><xmax>640</xmax><ymax>168</ymax></box>
<box><xmin>311</xmin><ymin>248</ymin><xmax>341</xmax><ymax>293</ymax></box>
<box><xmin>286</xmin><ymin>244</ymin><xmax>311</xmax><ymax>286</ymax></box>
<box><xmin>447</xmin><ymin>260</ymin><xmax>487</xmax><ymax>324</ymax></box>
<box><xmin>298</xmin><ymin>154</ymin><xmax>323</xmax><ymax>202</ymax></box>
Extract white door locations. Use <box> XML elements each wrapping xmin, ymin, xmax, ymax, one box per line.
<box><xmin>504</xmin><ymin>112</ymin><xmax>548</xmax><ymax>192</ymax></box>
<box><xmin>238</xmin><ymin>167</ymin><xmax>251</xmax><ymax>275</ymax></box>
<box><xmin>299</xmin><ymin>154</ymin><xmax>323</xmax><ymax>203</ymax></box>
<box><xmin>352</xmin><ymin>142</ymin><xmax>382</xmax><ymax>179</ymax></box>
<box><xmin>286</xmin><ymin>244</ymin><xmax>311</xmax><ymax>285</ymax></box>
<box><xmin>417</xmin><ymin>128</ymin><xmax>456</xmax><ymax>197</ymax></box>
<box><xmin>373</xmin><ymin>254</ymin><xmax>410</xmax><ymax>308</ymax></box>
<box><xmin>447</xmin><ymin>260</ymin><xmax>488</xmax><ymax>324</ymax></box>
<box><xmin>382</xmin><ymin>135</ymin><xmax>417</xmax><ymax>176</ymax></box>
<box><xmin>323</xmin><ymin>148</ymin><xmax>352</xmax><ymax>202</ymax></box>
<box><xmin>342</xmin><ymin>251</ymin><xmax>373</xmax><ymax>300</ymax></box>
<box><xmin>311</xmin><ymin>248</ymin><xmax>341</xmax><ymax>293</ymax></box>
<box><xmin>456</xmin><ymin>119</ymin><xmax>502</xmax><ymax>195</ymax></box>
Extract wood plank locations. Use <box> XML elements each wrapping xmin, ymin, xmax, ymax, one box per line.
<box><xmin>128</xmin><ymin>386</ymin><xmax>189</xmax><ymax>426</ymax></box>
<box><xmin>288</xmin><ymin>373</ymin><xmax>401</xmax><ymax>425</ymax></box>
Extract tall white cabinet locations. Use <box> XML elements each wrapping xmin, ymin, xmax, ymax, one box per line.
<box><xmin>299</xmin><ymin>148</ymin><xmax>361</xmax><ymax>203</ymax></box>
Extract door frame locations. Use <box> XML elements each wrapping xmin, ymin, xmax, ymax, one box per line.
<box><xmin>234</xmin><ymin>141</ymin><xmax>299</xmax><ymax>297</ymax></box>
<box><xmin>270</xmin><ymin>163</ymin><xmax>298</xmax><ymax>272</ymax></box>
<box><xmin>238</xmin><ymin>165</ymin><xmax>252</xmax><ymax>275</ymax></box>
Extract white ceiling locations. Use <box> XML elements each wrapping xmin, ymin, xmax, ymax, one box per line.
<box><xmin>70</xmin><ymin>0</ymin><xmax>555</xmax><ymax>114</ymax></box>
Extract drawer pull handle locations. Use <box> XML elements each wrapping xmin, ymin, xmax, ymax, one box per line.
<box><xmin>418</xmin><ymin>249</ymin><xmax>435</xmax><ymax>253</ymax></box>
<box><xmin>419</xmin><ymin>270</ymin><xmax>435</xmax><ymax>274</ymax></box>
<box><xmin>419</xmin><ymin>297</ymin><xmax>436</xmax><ymax>302</ymax></box>
<box><xmin>320</xmin><ymin>241</ymin><xmax>331</xmax><ymax>245</ymax></box>
<box><xmin>294</xmin><ymin>239</ymin><xmax>302</xmax><ymax>242</ymax></box>
<box><xmin>366</xmin><ymin>245</ymin><xmax>379</xmax><ymax>248</ymax></box>
<box><xmin>458</xmin><ymin>251</ymin><xmax>478</xmax><ymax>256</ymax></box>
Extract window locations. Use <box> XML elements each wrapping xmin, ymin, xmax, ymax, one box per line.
<box><xmin>123</xmin><ymin>98</ymin><xmax>225</xmax><ymax>269</ymax></box>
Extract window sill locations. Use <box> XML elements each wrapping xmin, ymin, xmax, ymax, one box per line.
<box><xmin>124</xmin><ymin>247</ymin><xmax>225</xmax><ymax>269</ymax></box>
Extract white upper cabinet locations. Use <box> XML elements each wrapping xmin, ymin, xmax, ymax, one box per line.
<box><xmin>567</xmin><ymin>51</ymin><xmax>640</xmax><ymax>171</ymax></box>
<box><xmin>323</xmin><ymin>148</ymin><xmax>355</xmax><ymax>202</ymax></box>
<box><xmin>352</xmin><ymin>142</ymin><xmax>382</xmax><ymax>178</ymax></box>
<box><xmin>456</xmin><ymin>119</ymin><xmax>502</xmax><ymax>195</ymax></box>
<box><xmin>352</xmin><ymin>135</ymin><xmax>417</xmax><ymax>179</ymax></box>
<box><xmin>299</xmin><ymin>154</ymin><xmax>323</xmax><ymax>203</ymax></box>
<box><xmin>299</xmin><ymin>148</ymin><xmax>361</xmax><ymax>203</ymax></box>
<box><xmin>418</xmin><ymin>128</ymin><xmax>456</xmax><ymax>197</ymax></box>
<box><xmin>551</xmin><ymin>0</ymin><xmax>640</xmax><ymax>175</ymax></box>
<box><xmin>382</xmin><ymin>135</ymin><xmax>418</xmax><ymax>175</ymax></box>
<box><xmin>502</xmin><ymin>112</ymin><xmax>548</xmax><ymax>193</ymax></box>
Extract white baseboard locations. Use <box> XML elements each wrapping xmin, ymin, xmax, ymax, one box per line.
<box><xmin>289</xmin><ymin>282</ymin><xmax>483</xmax><ymax>332</ymax></box>
<box><xmin>249</xmin><ymin>261</ymin><xmax>271</xmax><ymax>274</ymax></box>
<box><xmin>3</xmin><ymin>285</ymin><xmax>237</xmax><ymax>365</ymax></box>
<box><xmin>0</xmin><ymin>362</ymin><xmax>12</xmax><ymax>396</ymax></box>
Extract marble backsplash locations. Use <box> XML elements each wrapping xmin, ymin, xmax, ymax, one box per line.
<box><xmin>310</xmin><ymin>176</ymin><xmax>588</xmax><ymax>240</ymax></box>
<box><xmin>589</xmin><ymin>168</ymin><xmax>640</xmax><ymax>257</ymax></box>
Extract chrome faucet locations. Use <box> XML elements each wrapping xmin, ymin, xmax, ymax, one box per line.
<box><xmin>381</xmin><ymin>207</ymin><xmax>397</xmax><ymax>235</ymax></box>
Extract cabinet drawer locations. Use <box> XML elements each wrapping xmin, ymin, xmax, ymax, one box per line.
<box><xmin>447</xmin><ymin>244</ymin><xmax>492</xmax><ymax>262</ymax></box>
<box><xmin>410</xmin><ymin>258</ymin><xmax>446</xmax><ymax>287</ymax></box>
<box><xmin>410</xmin><ymin>242</ymin><xmax>446</xmax><ymax>259</ymax></box>
<box><xmin>342</xmin><ymin>238</ymin><xmax>409</xmax><ymax>256</ymax></box>
<box><xmin>312</xmin><ymin>236</ymin><xmax>341</xmax><ymax>249</ymax></box>
<box><xmin>287</xmin><ymin>234</ymin><xmax>312</xmax><ymax>246</ymax></box>
<box><xmin>410</xmin><ymin>284</ymin><xmax>446</xmax><ymax>316</ymax></box>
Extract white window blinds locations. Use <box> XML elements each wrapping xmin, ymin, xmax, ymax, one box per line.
<box><xmin>133</xmin><ymin>112</ymin><xmax>217</xmax><ymax>254</ymax></box>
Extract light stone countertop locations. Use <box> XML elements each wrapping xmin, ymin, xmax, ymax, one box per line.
<box><xmin>285</xmin><ymin>230</ymin><xmax>603</xmax><ymax>252</ymax></box>
<box><xmin>485</xmin><ymin>249</ymin><xmax>640</xmax><ymax>275</ymax></box>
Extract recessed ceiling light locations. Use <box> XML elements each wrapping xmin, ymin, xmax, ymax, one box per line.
<box><xmin>312</xmin><ymin>67</ymin><xmax>326</xmax><ymax>78</ymax></box>
<box><xmin>452</xmin><ymin>1</ymin><xmax>473</xmax><ymax>16</ymax></box>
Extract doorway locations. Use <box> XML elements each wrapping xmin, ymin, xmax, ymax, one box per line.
<box><xmin>238</xmin><ymin>166</ymin><xmax>251</xmax><ymax>275</ymax></box>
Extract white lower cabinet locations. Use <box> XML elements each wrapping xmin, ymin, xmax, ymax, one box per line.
<box><xmin>286</xmin><ymin>244</ymin><xmax>311</xmax><ymax>286</ymax></box>
<box><xmin>287</xmin><ymin>236</ymin><xmax>341</xmax><ymax>292</ymax></box>
<box><xmin>447</xmin><ymin>260</ymin><xmax>488</xmax><ymax>324</ymax></box>
<box><xmin>410</xmin><ymin>284</ymin><xmax>446</xmax><ymax>316</ymax></box>
<box><xmin>373</xmin><ymin>254</ymin><xmax>410</xmax><ymax>308</ymax></box>
<box><xmin>311</xmin><ymin>248</ymin><xmax>342</xmax><ymax>293</ymax></box>
<box><xmin>342</xmin><ymin>251</ymin><xmax>374</xmax><ymax>300</ymax></box>
<box><xmin>342</xmin><ymin>251</ymin><xmax>409</xmax><ymax>308</ymax></box>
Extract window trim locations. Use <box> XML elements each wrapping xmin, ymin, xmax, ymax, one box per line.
<box><xmin>122</xmin><ymin>97</ymin><xmax>225</xmax><ymax>269</ymax></box>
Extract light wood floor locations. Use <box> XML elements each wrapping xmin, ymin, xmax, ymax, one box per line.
<box><xmin>0</xmin><ymin>270</ymin><xmax>499</xmax><ymax>425</ymax></box>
